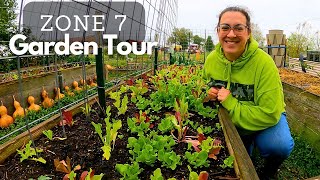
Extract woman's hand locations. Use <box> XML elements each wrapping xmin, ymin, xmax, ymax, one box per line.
<box><xmin>207</xmin><ymin>87</ymin><xmax>219</xmax><ymax>101</ymax></box>
<box><xmin>217</xmin><ymin>87</ymin><xmax>230</xmax><ymax>102</ymax></box>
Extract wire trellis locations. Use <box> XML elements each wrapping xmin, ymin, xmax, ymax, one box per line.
<box><xmin>0</xmin><ymin>0</ymin><xmax>177</xmax><ymax>147</ymax></box>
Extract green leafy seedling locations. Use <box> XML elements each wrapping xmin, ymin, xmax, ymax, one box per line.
<box><xmin>158</xmin><ymin>115</ymin><xmax>175</xmax><ymax>133</ymax></box>
<box><xmin>69</xmin><ymin>171</ymin><xmax>76</xmax><ymax>180</ymax></box>
<box><xmin>220</xmin><ymin>155</ymin><xmax>234</xmax><ymax>169</ymax></box>
<box><xmin>118</xmin><ymin>134</ymin><xmax>124</xmax><ymax>139</ymax></box>
<box><xmin>79</xmin><ymin>168</ymin><xmax>104</xmax><ymax>180</ymax></box>
<box><xmin>188</xmin><ymin>165</ymin><xmax>209</xmax><ymax>180</ymax></box>
<box><xmin>109</xmin><ymin>90</ymin><xmax>128</xmax><ymax>115</ymax></box>
<box><xmin>215</xmin><ymin>123</ymin><xmax>222</xmax><ymax>131</ymax></box>
<box><xmin>28</xmin><ymin>175</ymin><xmax>52</xmax><ymax>180</ymax></box>
<box><xmin>115</xmin><ymin>162</ymin><xmax>142</xmax><ymax>180</ymax></box>
<box><xmin>42</xmin><ymin>130</ymin><xmax>53</xmax><ymax>140</ymax></box>
<box><xmin>118</xmin><ymin>95</ymin><xmax>128</xmax><ymax>115</ymax></box>
<box><xmin>91</xmin><ymin>106</ymin><xmax>122</xmax><ymax>160</ymax></box>
<box><xmin>80</xmin><ymin>103</ymin><xmax>93</xmax><ymax>116</ymax></box>
<box><xmin>16</xmin><ymin>140</ymin><xmax>46</xmax><ymax>164</ymax></box>
<box><xmin>150</xmin><ymin>168</ymin><xmax>164</xmax><ymax>180</ymax></box>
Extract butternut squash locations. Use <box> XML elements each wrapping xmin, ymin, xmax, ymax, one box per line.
<box><xmin>27</xmin><ymin>95</ymin><xmax>41</xmax><ymax>112</ymax></box>
<box><xmin>41</xmin><ymin>87</ymin><xmax>55</xmax><ymax>108</ymax></box>
<box><xmin>12</xmin><ymin>95</ymin><xmax>25</xmax><ymax>120</ymax></box>
<box><xmin>0</xmin><ymin>101</ymin><xmax>14</xmax><ymax>128</ymax></box>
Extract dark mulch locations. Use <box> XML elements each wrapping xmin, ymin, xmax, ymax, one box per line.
<box><xmin>0</xmin><ymin>91</ymin><xmax>236</xmax><ymax>180</ymax></box>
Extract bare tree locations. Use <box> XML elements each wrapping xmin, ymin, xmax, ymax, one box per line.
<box><xmin>314</xmin><ymin>31</ymin><xmax>320</xmax><ymax>50</ymax></box>
<box><xmin>287</xmin><ymin>22</ymin><xmax>315</xmax><ymax>58</ymax></box>
<box><xmin>251</xmin><ymin>23</ymin><xmax>265</xmax><ymax>47</ymax></box>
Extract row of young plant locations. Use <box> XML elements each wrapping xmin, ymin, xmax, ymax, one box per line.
<box><xmin>170</xmin><ymin>52</ymin><xmax>200</xmax><ymax>66</ymax></box>
<box><xmin>16</xmin><ymin>65</ymin><xmax>234</xmax><ymax>179</ymax></box>
<box><xmin>107</xmin><ymin>66</ymin><xmax>233</xmax><ymax>179</ymax></box>
<box><xmin>95</xmin><ymin>65</ymin><xmax>234</xmax><ymax>179</ymax></box>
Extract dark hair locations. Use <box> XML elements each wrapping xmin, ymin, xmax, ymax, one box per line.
<box><xmin>217</xmin><ymin>6</ymin><xmax>251</xmax><ymax>30</ymax></box>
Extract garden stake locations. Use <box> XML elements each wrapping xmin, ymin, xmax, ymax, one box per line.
<box><xmin>54</xmin><ymin>56</ymin><xmax>67</xmax><ymax>138</ymax></box>
<box><xmin>154</xmin><ymin>47</ymin><xmax>158</xmax><ymax>75</ymax></box>
<box><xmin>96</xmin><ymin>47</ymin><xmax>106</xmax><ymax>115</ymax></box>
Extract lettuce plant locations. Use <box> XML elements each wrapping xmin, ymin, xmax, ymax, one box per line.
<box><xmin>220</xmin><ymin>156</ymin><xmax>234</xmax><ymax>169</ymax></box>
<box><xmin>127</xmin><ymin>133</ymin><xmax>177</xmax><ymax>166</ymax></box>
<box><xmin>185</xmin><ymin>150</ymin><xmax>210</xmax><ymax>168</ymax></box>
<box><xmin>127</xmin><ymin>111</ymin><xmax>152</xmax><ymax>136</ymax></box>
<box><xmin>188</xmin><ymin>165</ymin><xmax>209</xmax><ymax>180</ymax></box>
<box><xmin>158</xmin><ymin>149</ymin><xmax>181</xmax><ymax>170</ymax></box>
<box><xmin>127</xmin><ymin>136</ymin><xmax>157</xmax><ymax>165</ymax></box>
<box><xmin>158</xmin><ymin>115</ymin><xmax>175</xmax><ymax>133</ymax></box>
<box><xmin>53</xmin><ymin>156</ymin><xmax>81</xmax><ymax>180</ymax></box>
<box><xmin>129</xmin><ymin>79</ymin><xmax>148</xmax><ymax>103</ymax></box>
<box><xmin>150</xmin><ymin>168</ymin><xmax>164</xmax><ymax>180</ymax></box>
<box><xmin>109</xmin><ymin>87</ymin><xmax>128</xmax><ymax>115</ymax></box>
<box><xmin>117</xmin><ymin>95</ymin><xmax>128</xmax><ymax>115</ymax></box>
<box><xmin>42</xmin><ymin>129</ymin><xmax>53</xmax><ymax>140</ymax></box>
<box><xmin>79</xmin><ymin>168</ymin><xmax>104</xmax><ymax>180</ymax></box>
<box><xmin>16</xmin><ymin>140</ymin><xmax>46</xmax><ymax>164</ymax></box>
<box><xmin>91</xmin><ymin>106</ymin><xmax>122</xmax><ymax>160</ymax></box>
<box><xmin>115</xmin><ymin>162</ymin><xmax>143</xmax><ymax>180</ymax></box>
<box><xmin>184</xmin><ymin>135</ymin><xmax>223</xmax><ymax>168</ymax></box>
<box><xmin>135</xmin><ymin>95</ymin><xmax>150</xmax><ymax>110</ymax></box>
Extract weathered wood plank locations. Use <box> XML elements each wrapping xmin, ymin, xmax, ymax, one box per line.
<box><xmin>282</xmin><ymin>82</ymin><xmax>320</xmax><ymax>153</ymax></box>
<box><xmin>305</xmin><ymin>175</ymin><xmax>320</xmax><ymax>180</ymax></box>
<box><xmin>288</xmin><ymin>58</ymin><xmax>320</xmax><ymax>77</ymax></box>
<box><xmin>219</xmin><ymin>107</ymin><xmax>259</xmax><ymax>180</ymax></box>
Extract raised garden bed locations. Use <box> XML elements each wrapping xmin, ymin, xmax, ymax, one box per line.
<box><xmin>279</xmin><ymin>68</ymin><xmax>320</xmax><ymax>95</ymax></box>
<box><xmin>279</xmin><ymin>68</ymin><xmax>320</xmax><ymax>153</ymax></box>
<box><xmin>0</xmin><ymin>65</ymin><xmax>258</xmax><ymax>179</ymax></box>
<box><xmin>0</xmin><ymin>64</ymin><xmax>97</xmax><ymax>115</ymax></box>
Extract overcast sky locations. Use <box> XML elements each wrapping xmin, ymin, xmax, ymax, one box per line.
<box><xmin>16</xmin><ymin>0</ymin><xmax>320</xmax><ymax>43</ymax></box>
<box><xmin>177</xmin><ymin>0</ymin><xmax>320</xmax><ymax>41</ymax></box>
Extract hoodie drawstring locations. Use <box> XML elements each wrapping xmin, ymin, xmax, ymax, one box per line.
<box><xmin>223</xmin><ymin>62</ymin><xmax>232</xmax><ymax>90</ymax></box>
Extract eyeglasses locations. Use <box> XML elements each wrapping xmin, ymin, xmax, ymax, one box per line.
<box><xmin>218</xmin><ymin>24</ymin><xmax>248</xmax><ymax>34</ymax></box>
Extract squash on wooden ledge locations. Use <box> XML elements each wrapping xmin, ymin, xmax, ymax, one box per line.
<box><xmin>72</xmin><ymin>78</ymin><xmax>82</xmax><ymax>92</ymax></box>
<box><xmin>64</xmin><ymin>84</ymin><xmax>75</xmax><ymax>96</ymax></box>
<box><xmin>27</xmin><ymin>95</ymin><xmax>41</xmax><ymax>112</ymax></box>
<box><xmin>79</xmin><ymin>75</ymin><xmax>86</xmax><ymax>87</ymax></box>
<box><xmin>13</xmin><ymin>95</ymin><xmax>25</xmax><ymax>120</ymax></box>
<box><xmin>54</xmin><ymin>87</ymin><xmax>65</xmax><ymax>100</ymax></box>
<box><xmin>87</xmin><ymin>77</ymin><xmax>97</xmax><ymax>87</ymax></box>
<box><xmin>0</xmin><ymin>100</ymin><xmax>14</xmax><ymax>128</ymax></box>
<box><xmin>41</xmin><ymin>87</ymin><xmax>55</xmax><ymax>108</ymax></box>
<box><xmin>93</xmin><ymin>74</ymin><xmax>97</xmax><ymax>83</ymax></box>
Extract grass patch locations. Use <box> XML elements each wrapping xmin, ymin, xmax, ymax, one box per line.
<box><xmin>252</xmin><ymin>134</ymin><xmax>320</xmax><ymax>179</ymax></box>
<box><xmin>278</xmin><ymin>135</ymin><xmax>320</xmax><ymax>179</ymax></box>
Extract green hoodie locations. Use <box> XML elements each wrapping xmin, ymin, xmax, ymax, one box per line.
<box><xmin>203</xmin><ymin>37</ymin><xmax>285</xmax><ymax>134</ymax></box>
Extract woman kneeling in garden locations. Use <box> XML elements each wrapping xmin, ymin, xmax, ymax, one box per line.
<box><xmin>203</xmin><ymin>6</ymin><xmax>295</xmax><ymax>179</ymax></box>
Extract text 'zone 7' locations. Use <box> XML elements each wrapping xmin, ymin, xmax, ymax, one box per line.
<box><xmin>10</xmin><ymin>1</ymin><xmax>157</xmax><ymax>56</ymax></box>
